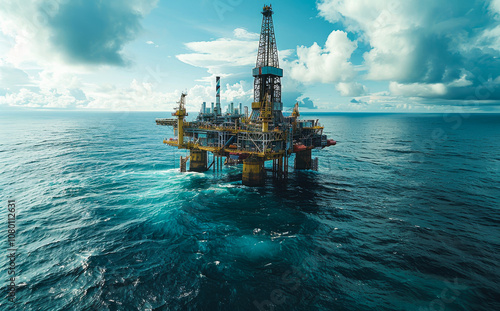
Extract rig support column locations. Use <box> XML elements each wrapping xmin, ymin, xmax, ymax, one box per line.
<box><xmin>189</xmin><ymin>150</ymin><xmax>208</xmax><ymax>172</ymax></box>
<box><xmin>295</xmin><ymin>149</ymin><xmax>312</xmax><ymax>170</ymax></box>
<box><xmin>277</xmin><ymin>156</ymin><xmax>283</xmax><ymax>178</ymax></box>
<box><xmin>242</xmin><ymin>157</ymin><xmax>265</xmax><ymax>186</ymax></box>
<box><xmin>180</xmin><ymin>156</ymin><xmax>187</xmax><ymax>172</ymax></box>
<box><xmin>285</xmin><ymin>156</ymin><xmax>289</xmax><ymax>177</ymax></box>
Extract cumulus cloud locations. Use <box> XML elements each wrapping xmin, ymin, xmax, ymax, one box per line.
<box><xmin>0</xmin><ymin>76</ymin><xmax>184</xmax><ymax>111</ymax></box>
<box><xmin>0</xmin><ymin>0</ymin><xmax>157</xmax><ymax>67</ymax></box>
<box><xmin>84</xmin><ymin>79</ymin><xmax>178</xmax><ymax>111</ymax></box>
<box><xmin>187</xmin><ymin>80</ymin><xmax>253</xmax><ymax>106</ymax></box>
<box><xmin>336</xmin><ymin>82</ymin><xmax>368</xmax><ymax>96</ymax></box>
<box><xmin>317</xmin><ymin>0</ymin><xmax>500</xmax><ymax>100</ymax></box>
<box><xmin>0</xmin><ymin>66</ymin><xmax>89</xmax><ymax>108</ymax></box>
<box><xmin>83</xmin><ymin>79</ymin><xmax>252</xmax><ymax>112</ymax></box>
<box><xmin>187</xmin><ymin>80</ymin><xmax>253</xmax><ymax>110</ymax></box>
<box><xmin>0</xmin><ymin>65</ymin><xmax>183</xmax><ymax>111</ymax></box>
<box><xmin>0</xmin><ymin>65</ymin><xmax>34</xmax><ymax>93</ymax></box>
<box><xmin>299</xmin><ymin>97</ymin><xmax>318</xmax><ymax>109</ymax></box>
<box><xmin>491</xmin><ymin>0</ymin><xmax>500</xmax><ymax>14</ymax></box>
<box><xmin>0</xmin><ymin>0</ymin><xmax>166</xmax><ymax>111</ymax></box>
<box><xmin>317</xmin><ymin>0</ymin><xmax>463</xmax><ymax>83</ymax></box>
<box><xmin>0</xmin><ymin>24</ymin><xmax>258</xmax><ymax>111</ymax></box>
<box><xmin>0</xmin><ymin>87</ymin><xmax>85</xmax><ymax>109</ymax></box>
<box><xmin>223</xmin><ymin>81</ymin><xmax>253</xmax><ymax>103</ymax></box>
<box><xmin>287</xmin><ymin>30</ymin><xmax>357</xmax><ymax>83</ymax></box>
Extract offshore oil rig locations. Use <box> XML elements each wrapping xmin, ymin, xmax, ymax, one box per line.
<box><xmin>156</xmin><ymin>5</ymin><xmax>336</xmax><ymax>186</ymax></box>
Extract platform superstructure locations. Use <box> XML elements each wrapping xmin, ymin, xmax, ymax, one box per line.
<box><xmin>156</xmin><ymin>5</ymin><xmax>336</xmax><ymax>186</ymax></box>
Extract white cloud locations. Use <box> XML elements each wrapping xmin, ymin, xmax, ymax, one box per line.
<box><xmin>0</xmin><ymin>0</ymin><xmax>157</xmax><ymax>67</ymax></box>
<box><xmin>317</xmin><ymin>0</ymin><xmax>498</xmax><ymax>82</ymax></box>
<box><xmin>38</xmin><ymin>69</ymin><xmax>82</xmax><ymax>93</ymax></box>
<box><xmin>223</xmin><ymin>81</ymin><xmax>253</xmax><ymax>103</ymax></box>
<box><xmin>0</xmin><ymin>65</ymin><xmax>34</xmax><ymax>91</ymax></box>
<box><xmin>177</xmin><ymin>39</ymin><xmax>256</xmax><ymax>69</ymax></box>
<box><xmin>389</xmin><ymin>82</ymin><xmax>447</xmax><ymax>97</ymax></box>
<box><xmin>146</xmin><ymin>40</ymin><xmax>159</xmax><ymax>48</ymax></box>
<box><xmin>317</xmin><ymin>0</ymin><xmax>500</xmax><ymax>101</ymax></box>
<box><xmin>0</xmin><ymin>87</ymin><xmax>85</xmax><ymax>109</ymax></box>
<box><xmin>0</xmin><ymin>67</ymin><xmax>88</xmax><ymax>108</ymax></box>
<box><xmin>84</xmin><ymin>80</ymin><xmax>178</xmax><ymax>111</ymax></box>
<box><xmin>447</xmin><ymin>74</ymin><xmax>473</xmax><ymax>88</ymax></box>
<box><xmin>183</xmin><ymin>80</ymin><xmax>253</xmax><ymax>110</ymax></box>
<box><xmin>336</xmin><ymin>82</ymin><xmax>368</xmax><ymax>96</ymax></box>
<box><xmin>476</xmin><ymin>24</ymin><xmax>500</xmax><ymax>52</ymax></box>
<box><xmin>233</xmin><ymin>28</ymin><xmax>260</xmax><ymax>40</ymax></box>
<box><xmin>176</xmin><ymin>29</ymin><xmax>259</xmax><ymax>76</ymax></box>
<box><xmin>177</xmin><ymin>28</ymin><xmax>336</xmax><ymax>109</ymax></box>
<box><xmin>287</xmin><ymin>30</ymin><xmax>357</xmax><ymax>83</ymax></box>
<box><xmin>176</xmin><ymin>28</ymin><xmax>304</xmax><ymax>107</ymax></box>
<box><xmin>491</xmin><ymin>0</ymin><xmax>500</xmax><ymax>15</ymax></box>
<box><xmin>0</xmin><ymin>76</ymin><xmax>254</xmax><ymax>112</ymax></box>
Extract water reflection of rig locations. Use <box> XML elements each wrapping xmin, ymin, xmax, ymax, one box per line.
<box><xmin>156</xmin><ymin>5</ymin><xmax>336</xmax><ymax>186</ymax></box>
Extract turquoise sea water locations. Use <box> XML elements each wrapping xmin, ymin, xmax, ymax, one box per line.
<box><xmin>0</xmin><ymin>111</ymin><xmax>499</xmax><ymax>310</ymax></box>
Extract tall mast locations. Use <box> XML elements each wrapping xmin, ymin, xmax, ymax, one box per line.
<box><xmin>252</xmin><ymin>4</ymin><xmax>283</xmax><ymax>124</ymax></box>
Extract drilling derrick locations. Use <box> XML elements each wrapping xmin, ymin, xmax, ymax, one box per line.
<box><xmin>252</xmin><ymin>5</ymin><xmax>283</xmax><ymax>126</ymax></box>
<box><xmin>156</xmin><ymin>5</ymin><xmax>337</xmax><ymax>186</ymax></box>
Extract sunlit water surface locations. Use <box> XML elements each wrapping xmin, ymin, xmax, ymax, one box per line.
<box><xmin>0</xmin><ymin>111</ymin><xmax>499</xmax><ymax>311</ymax></box>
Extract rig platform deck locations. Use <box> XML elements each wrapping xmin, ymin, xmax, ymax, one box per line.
<box><xmin>156</xmin><ymin>5</ymin><xmax>336</xmax><ymax>186</ymax></box>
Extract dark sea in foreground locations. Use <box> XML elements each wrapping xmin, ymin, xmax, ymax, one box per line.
<box><xmin>0</xmin><ymin>111</ymin><xmax>499</xmax><ymax>311</ymax></box>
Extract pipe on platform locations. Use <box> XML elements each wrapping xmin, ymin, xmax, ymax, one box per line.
<box><xmin>216</xmin><ymin>76</ymin><xmax>221</xmax><ymax>116</ymax></box>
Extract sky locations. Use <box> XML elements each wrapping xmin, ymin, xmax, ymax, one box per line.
<box><xmin>0</xmin><ymin>0</ymin><xmax>500</xmax><ymax>113</ymax></box>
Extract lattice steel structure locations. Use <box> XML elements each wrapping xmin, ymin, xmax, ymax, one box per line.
<box><xmin>252</xmin><ymin>5</ymin><xmax>283</xmax><ymax>122</ymax></box>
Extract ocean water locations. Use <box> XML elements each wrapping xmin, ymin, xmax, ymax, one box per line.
<box><xmin>0</xmin><ymin>111</ymin><xmax>499</xmax><ymax>311</ymax></box>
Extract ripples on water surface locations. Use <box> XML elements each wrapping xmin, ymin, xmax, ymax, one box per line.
<box><xmin>0</xmin><ymin>111</ymin><xmax>499</xmax><ymax>310</ymax></box>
